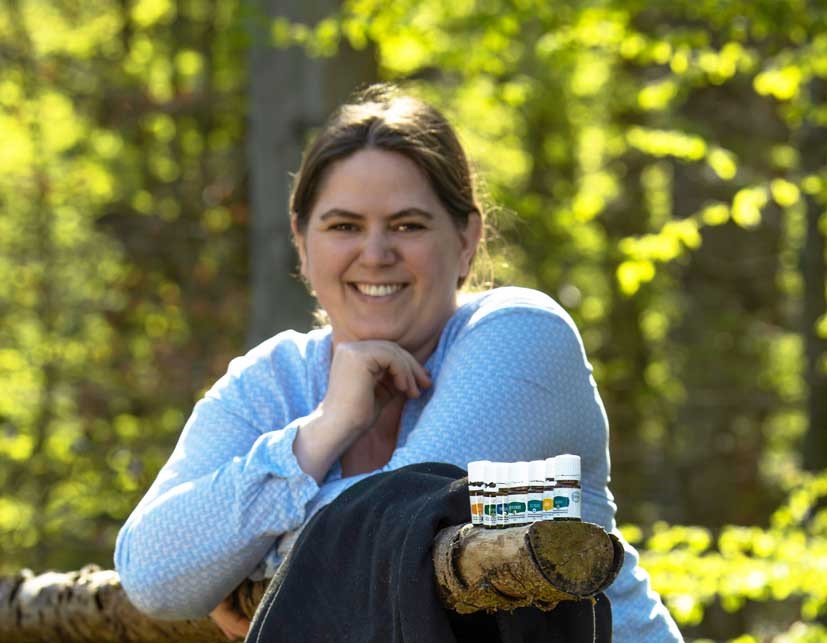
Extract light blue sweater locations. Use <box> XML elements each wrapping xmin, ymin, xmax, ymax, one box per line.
<box><xmin>115</xmin><ymin>287</ymin><xmax>683</xmax><ymax>641</ymax></box>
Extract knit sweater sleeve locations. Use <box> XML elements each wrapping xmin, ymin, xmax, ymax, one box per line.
<box><xmin>114</xmin><ymin>333</ymin><xmax>321</xmax><ymax>620</ymax></box>
<box><xmin>380</xmin><ymin>288</ymin><xmax>684</xmax><ymax>642</ymax></box>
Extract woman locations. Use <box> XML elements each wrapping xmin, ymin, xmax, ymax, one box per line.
<box><xmin>115</xmin><ymin>85</ymin><xmax>683</xmax><ymax>641</ymax></box>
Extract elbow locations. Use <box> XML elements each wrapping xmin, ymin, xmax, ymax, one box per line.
<box><xmin>115</xmin><ymin>528</ymin><xmax>211</xmax><ymax>620</ymax></box>
<box><xmin>117</xmin><ymin>565</ymin><xmax>211</xmax><ymax>620</ymax></box>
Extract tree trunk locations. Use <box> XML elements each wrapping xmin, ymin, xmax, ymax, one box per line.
<box><xmin>0</xmin><ymin>522</ymin><xmax>622</xmax><ymax>641</ymax></box>
<box><xmin>245</xmin><ymin>0</ymin><xmax>378</xmax><ymax>348</ymax></box>
<box><xmin>799</xmin><ymin>77</ymin><xmax>827</xmax><ymax>472</ymax></box>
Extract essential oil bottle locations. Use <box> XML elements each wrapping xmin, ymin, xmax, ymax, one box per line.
<box><xmin>506</xmin><ymin>461</ymin><xmax>529</xmax><ymax>526</ymax></box>
<box><xmin>542</xmin><ymin>457</ymin><xmax>556</xmax><ymax>520</ymax></box>
<box><xmin>495</xmin><ymin>462</ymin><xmax>510</xmax><ymax>529</ymax></box>
<box><xmin>467</xmin><ymin>460</ymin><xmax>489</xmax><ymax>526</ymax></box>
<box><xmin>527</xmin><ymin>460</ymin><xmax>545</xmax><ymax>522</ymax></box>
<box><xmin>552</xmin><ymin>454</ymin><xmax>582</xmax><ymax>521</ymax></box>
<box><xmin>482</xmin><ymin>462</ymin><xmax>498</xmax><ymax>528</ymax></box>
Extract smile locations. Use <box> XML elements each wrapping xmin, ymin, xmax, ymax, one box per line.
<box><xmin>352</xmin><ymin>283</ymin><xmax>407</xmax><ymax>297</ymax></box>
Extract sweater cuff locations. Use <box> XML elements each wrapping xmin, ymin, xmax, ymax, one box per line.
<box><xmin>261</xmin><ymin>418</ymin><xmax>320</xmax><ymax>499</ymax></box>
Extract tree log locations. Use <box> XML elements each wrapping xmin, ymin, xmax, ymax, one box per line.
<box><xmin>434</xmin><ymin>520</ymin><xmax>623</xmax><ymax>614</ymax></box>
<box><xmin>0</xmin><ymin>521</ymin><xmax>622</xmax><ymax>642</ymax></box>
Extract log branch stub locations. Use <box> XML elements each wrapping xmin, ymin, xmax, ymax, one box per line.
<box><xmin>433</xmin><ymin>521</ymin><xmax>623</xmax><ymax>614</ymax></box>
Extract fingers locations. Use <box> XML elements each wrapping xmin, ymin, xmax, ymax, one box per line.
<box><xmin>324</xmin><ymin>340</ymin><xmax>433</xmax><ymax>434</ymax></box>
<box><xmin>373</xmin><ymin>343</ymin><xmax>430</xmax><ymax>398</ymax></box>
<box><xmin>210</xmin><ymin>600</ymin><xmax>250</xmax><ymax>641</ymax></box>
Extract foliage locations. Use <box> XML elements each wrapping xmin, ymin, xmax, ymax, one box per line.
<box><xmin>1</xmin><ymin>1</ymin><xmax>825</xmax><ymax>641</ymax></box>
<box><xmin>0</xmin><ymin>0</ymin><xmax>249</xmax><ymax>572</ymax></box>
<box><xmin>624</xmin><ymin>470</ymin><xmax>827</xmax><ymax>640</ymax></box>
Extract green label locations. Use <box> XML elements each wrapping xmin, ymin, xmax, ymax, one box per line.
<box><xmin>484</xmin><ymin>504</ymin><xmax>497</xmax><ymax>516</ymax></box>
<box><xmin>508</xmin><ymin>501</ymin><xmax>527</xmax><ymax>513</ymax></box>
<box><xmin>554</xmin><ymin>496</ymin><xmax>570</xmax><ymax>509</ymax></box>
<box><xmin>527</xmin><ymin>499</ymin><xmax>543</xmax><ymax>512</ymax></box>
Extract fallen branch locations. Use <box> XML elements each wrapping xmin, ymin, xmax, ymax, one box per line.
<box><xmin>0</xmin><ymin>521</ymin><xmax>622</xmax><ymax>641</ymax></box>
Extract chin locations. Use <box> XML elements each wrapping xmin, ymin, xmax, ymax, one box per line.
<box><xmin>351</xmin><ymin>324</ymin><xmax>405</xmax><ymax>342</ymax></box>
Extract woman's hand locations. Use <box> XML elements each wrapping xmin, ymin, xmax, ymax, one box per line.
<box><xmin>209</xmin><ymin>597</ymin><xmax>250</xmax><ymax>640</ymax></box>
<box><xmin>293</xmin><ymin>340</ymin><xmax>431</xmax><ymax>483</ymax></box>
<box><xmin>324</xmin><ymin>340</ymin><xmax>431</xmax><ymax>433</ymax></box>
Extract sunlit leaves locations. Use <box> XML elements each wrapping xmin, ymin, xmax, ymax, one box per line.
<box><xmin>131</xmin><ymin>0</ymin><xmax>175</xmax><ymax>29</ymax></box>
<box><xmin>616</xmin><ymin>259</ymin><xmax>655</xmax><ymax>295</ymax></box>
<box><xmin>626</xmin><ymin>127</ymin><xmax>706</xmax><ymax>161</ymax></box>
<box><xmin>754</xmin><ymin>65</ymin><xmax>803</xmax><ymax>101</ymax></box>
<box><xmin>638</xmin><ymin>79</ymin><xmax>679</xmax><ymax>111</ymax></box>
<box><xmin>640</xmin><ymin>474</ymin><xmax>827</xmax><ymax>628</ymax></box>
<box><xmin>707</xmin><ymin>147</ymin><xmax>738</xmax><ymax>180</ymax></box>
<box><xmin>731</xmin><ymin>186</ymin><xmax>769</xmax><ymax>228</ymax></box>
<box><xmin>771</xmin><ymin>179</ymin><xmax>801</xmax><ymax>207</ymax></box>
<box><xmin>0</xmin><ymin>0</ymin><xmax>247</xmax><ymax>576</ymax></box>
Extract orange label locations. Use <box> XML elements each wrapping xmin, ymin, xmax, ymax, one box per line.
<box><xmin>471</xmin><ymin>503</ymin><xmax>483</xmax><ymax>516</ymax></box>
<box><xmin>542</xmin><ymin>498</ymin><xmax>553</xmax><ymax>511</ymax></box>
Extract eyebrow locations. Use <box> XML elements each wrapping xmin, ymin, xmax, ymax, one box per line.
<box><xmin>318</xmin><ymin>208</ymin><xmax>434</xmax><ymax>221</ymax></box>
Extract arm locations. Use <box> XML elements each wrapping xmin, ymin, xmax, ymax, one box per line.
<box><xmin>115</xmin><ymin>341</ymin><xmax>321</xmax><ymax>620</ymax></box>
<box><xmin>381</xmin><ymin>299</ymin><xmax>683</xmax><ymax>642</ymax></box>
<box><xmin>115</xmin><ymin>334</ymin><xmax>430</xmax><ymax>620</ymax></box>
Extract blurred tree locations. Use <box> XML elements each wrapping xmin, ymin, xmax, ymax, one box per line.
<box><xmin>0</xmin><ymin>0</ymin><xmax>252</xmax><ymax>572</ymax></box>
<box><xmin>245</xmin><ymin>0</ymin><xmax>376</xmax><ymax>347</ymax></box>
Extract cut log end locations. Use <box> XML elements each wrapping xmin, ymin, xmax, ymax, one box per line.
<box><xmin>433</xmin><ymin>521</ymin><xmax>624</xmax><ymax>614</ymax></box>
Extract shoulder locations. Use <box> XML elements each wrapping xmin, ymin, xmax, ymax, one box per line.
<box><xmin>425</xmin><ymin>287</ymin><xmax>587</xmax><ymax>380</ymax></box>
<box><xmin>209</xmin><ymin>327</ymin><xmax>332</xmax><ymax>400</ymax></box>
<box><xmin>447</xmin><ymin>286</ymin><xmax>580</xmax><ymax>343</ymax></box>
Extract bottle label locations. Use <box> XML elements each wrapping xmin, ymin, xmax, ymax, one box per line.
<box><xmin>483</xmin><ymin>502</ymin><xmax>496</xmax><ymax>527</ymax></box>
<box><xmin>553</xmin><ymin>487</ymin><xmax>582</xmax><ymax>520</ymax></box>
<box><xmin>470</xmin><ymin>501</ymin><xmax>483</xmax><ymax>524</ymax></box>
<box><xmin>542</xmin><ymin>495</ymin><xmax>554</xmax><ymax>520</ymax></box>
<box><xmin>508</xmin><ymin>501</ymin><xmax>527</xmax><ymax>525</ymax></box>
<box><xmin>527</xmin><ymin>495</ymin><xmax>543</xmax><ymax>521</ymax></box>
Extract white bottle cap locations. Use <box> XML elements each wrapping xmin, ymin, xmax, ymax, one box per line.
<box><xmin>495</xmin><ymin>462</ymin><xmax>510</xmax><ymax>485</ymax></box>
<box><xmin>544</xmin><ymin>456</ymin><xmax>556</xmax><ymax>480</ymax></box>
<box><xmin>555</xmin><ymin>454</ymin><xmax>581</xmax><ymax>480</ymax></box>
<box><xmin>529</xmin><ymin>460</ymin><xmax>545</xmax><ymax>483</ymax></box>
<box><xmin>467</xmin><ymin>460</ymin><xmax>489</xmax><ymax>482</ymax></box>
<box><xmin>484</xmin><ymin>461</ymin><xmax>498</xmax><ymax>485</ymax></box>
<box><xmin>510</xmin><ymin>461</ymin><xmax>529</xmax><ymax>485</ymax></box>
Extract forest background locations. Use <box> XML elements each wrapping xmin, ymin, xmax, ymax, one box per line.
<box><xmin>1</xmin><ymin>0</ymin><xmax>826</xmax><ymax>641</ymax></box>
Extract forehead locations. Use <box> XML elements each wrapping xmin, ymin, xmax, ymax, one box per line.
<box><xmin>311</xmin><ymin>149</ymin><xmax>447</xmax><ymax>217</ymax></box>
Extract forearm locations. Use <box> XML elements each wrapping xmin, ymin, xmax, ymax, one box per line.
<box><xmin>115</xmin><ymin>425</ymin><xmax>319</xmax><ymax>619</ymax></box>
<box><xmin>292</xmin><ymin>407</ymin><xmax>358</xmax><ymax>484</ymax></box>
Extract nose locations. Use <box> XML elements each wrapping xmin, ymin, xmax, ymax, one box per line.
<box><xmin>359</xmin><ymin>228</ymin><xmax>397</xmax><ymax>266</ymax></box>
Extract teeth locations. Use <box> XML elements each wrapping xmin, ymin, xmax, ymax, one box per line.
<box><xmin>355</xmin><ymin>283</ymin><xmax>404</xmax><ymax>297</ymax></box>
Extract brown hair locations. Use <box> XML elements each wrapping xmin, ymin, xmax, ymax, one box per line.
<box><xmin>289</xmin><ymin>85</ymin><xmax>485</xmax><ymax>280</ymax></box>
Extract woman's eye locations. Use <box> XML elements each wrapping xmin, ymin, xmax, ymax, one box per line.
<box><xmin>395</xmin><ymin>222</ymin><xmax>426</xmax><ymax>232</ymax></box>
<box><xmin>329</xmin><ymin>223</ymin><xmax>357</xmax><ymax>232</ymax></box>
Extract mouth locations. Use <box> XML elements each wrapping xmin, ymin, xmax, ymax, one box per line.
<box><xmin>350</xmin><ymin>283</ymin><xmax>408</xmax><ymax>298</ymax></box>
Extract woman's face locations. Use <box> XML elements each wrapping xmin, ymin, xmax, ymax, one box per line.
<box><xmin>294</xmin><ymin>148</ymin><xmax>481</xmax><ymax>362</ymax></box>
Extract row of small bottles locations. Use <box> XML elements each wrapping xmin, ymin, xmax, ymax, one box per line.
<box><xmin>467</xmin><ymin>455</ymin><xmax>581</xmax><ymax>528</ymax></box>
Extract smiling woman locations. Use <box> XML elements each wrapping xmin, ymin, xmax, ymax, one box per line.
<box><xmin>294</xmin><ymin>149</ymin><xmax>481</xmax><ymax>364</ymax></box>
<box><xmin>114</xmin><ymin>85</ymin><xmax>684</xmax><ymax>642</ymax></box>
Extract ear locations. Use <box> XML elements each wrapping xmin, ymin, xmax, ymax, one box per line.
<box><xmin>457</xmin><ymin>211</ymin><xmax>483</xmax><ymax>279</ymax></box>
<box><xmin>290</xmin><ymin>216</ymin><xmax>308</xmax><ymax>278</ymax></box>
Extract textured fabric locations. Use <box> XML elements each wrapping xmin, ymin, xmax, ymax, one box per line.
<box><xmin>246</xmin><ymin>462</ymin><xmax>611</xmax><ymax>643</ymax></box>
<box><xmin>114</xmin><ymin>286</ymin><xmax>683</xmax><ymax>641</ymax></box>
